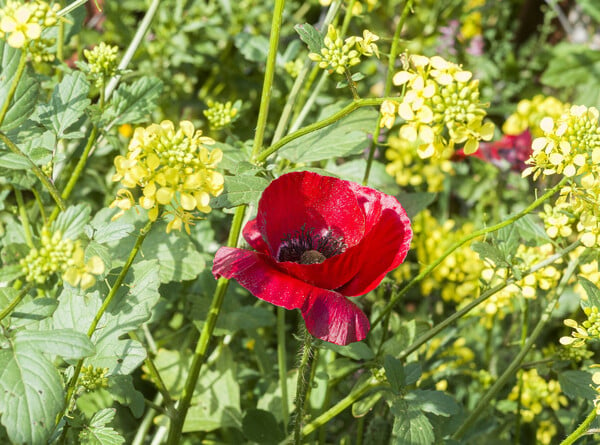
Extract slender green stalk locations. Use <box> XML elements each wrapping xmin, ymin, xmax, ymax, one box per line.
<box><xmin>373</xmin><ymin>177</ymin><xmax>569</xmax><ymax>327</ymax></box>
<box><xmin>271</xmin><ymin>0</ymin><xmax>342</xmax><ymax>143</ymax></box>
<box><xmin>560</xmin><ymin>407</ymin><xmax>598</xmax><ymax>445</ymax></box>
<box><xmin>0</xmin><ymin>51</ymin><xmax>27</xmax><ymax>128</ymax></box>
<box><xmin>277</xmin><ymin>307</ymin><xmax>290</xmax><ymax>433</ymax></box>
<box><xmin>104</xmin><ymin>0</ymin><xmax>162</xmax><ymax>100</ymax></box>
<box><xmin>0</xmin><ymin>284</ymin><xmax>33</xmax><ymax>323</ymax></box>
<box><xmin>294</xmin><ymin>327</ymin><xmax>315</xmax><ymax>445</ymax></box>
<box><xmin>514</xmin><ymin>299</ymin><xmax>530</xmax><ymax>445</ymax></box>
<box><xmin>301</xmin><ymin>377</ymin><xmax>380</xmax><ymax>437</ymax></box>
<box><xmin>340</xmin><ymin>0</ymin><xmax>357</xmax><ymax>35</ymax></box>
<box><xmin>452</xmin><ymin>255</ymin><xmax>579</xmax><ymax>440</ymax></box>
<box><xmin>288</xmin><ymin>71</ymin><xmax>330</xmax><ymax>134</ymax></box>
<box><xmin>258</xmin><ymin>97</ymin><xmax>390</xmax><ymax>163</ymax></box>
<box><xmin>56</xmin><ymin>220</ymin><xmax>154</xmax><ymax>428</ymax></box>
<box><xmin>363</xmin><ymin>0</ymin><xmax>414</xmax><ymax>185</ymax></box>
<box><xmin>165</xmin><ymin>205</ymin><xmax>247</xmax><ymax>444</ymax></box>
<box><xmin>48</xmin><ymin>126</ymin><xmax>99</xmax><ymax>224</ymax></box>
<box><xmin>56</xmin><ymin>0</ymin><xmax>65</xmax><ymax>68</ymax></box>
<box><xmin>344</xmin><ymin>67</ymin><xmax>359</xmax><ymax>100</ymax></box>
<box><xmin>0</xmin><ymin>132</ymin><xmax>66</xmax><ymax>211</ymax></box>
<box><xmin>14</xmin><ymin>188</ymin><xmax>33</xmax><ymax>248</ymax></box>
<box><xmin>250</xmin><ymin>0</ymin><xmax>286</xmax><ymax>161</ymax></box>
<box><xmin>129</xmin><ymin>331</ymin><xmax>176</xmax><ymax>414</ymax></box>
<box><xmin>57</xmin><ymin>0</ymin><xmax>88</xmax><ymax>17</ymax></box>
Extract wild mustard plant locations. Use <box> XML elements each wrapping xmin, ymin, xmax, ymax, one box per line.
<box><xmin>508</xmin><ymin>369</ymin><xmax>567</xmax><ymax>423</ymax></box>
<box><xmin>560</xmin><ymin>307</ymin><xmax>600</xmax><ymax>347</ymax></box>
<box><xmin>203</xmin><ymin>100</ymin><xmax>239</xmax><ymax>130</ymax></box>
<box><xmin>110</xmin><ymin>120</ymin><xmax>224</xmax><ymax>234</ymax></box>
<box><xmin>308</xmin><ymin>25</ymin><xmax>364</xmax><ymax>74</ymax></box>
<box><xmin>20</xmin><ymin>227</ymin><xmax>104</xmax><ymax>290</ymax></box>
<box><xmin>0</xmin><ymin>0</ymin><xmax>59</xmax><ymax>51</ymax></box>
<box><xmin>503</xmin><ymin>95</ymin><xmax>568</xmax><ymax>137</ymax></box>
<box><xmin>83</xmin><ymin>42</ymin><xmax>119</xmax><ymax>88</ymax></box>
<box><xmin>382</xmin><ymin>54</ymin><xmax>494</xmax><ymax>158</ymax></box>
<box><xmin>79</xmin><ymin>366</ymin><xmax>110</xmax><ymax>392</ymax></box>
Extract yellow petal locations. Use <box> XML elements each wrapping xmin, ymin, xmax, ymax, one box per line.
<box><xmin>156</xmin><ymin>187</ymin><xmax>174</xmax><ymax>205</ymax></box>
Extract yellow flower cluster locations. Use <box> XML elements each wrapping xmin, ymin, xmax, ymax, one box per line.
<box><xmin>536</xmin><ymin>419</ymin><xmax>557</xmax><ymax>445</ymax></box>
<box><xmin>203</xmin><ymin>100</ymin><xmax>239</xmax><ymax>130</ymax></box>
<box><xmin>503</xmin><ymin>95</ymin><xmax>568</xmax><ymax>137</ymax></box>
<box><xmin>473</xmin><ymin>244</ymin><xmax>560</xmax><ymax>328</ymax></box>
<box><xmin>460</xmin><ymin>0</ymin><xmax>484</xmax><ymax>39</ymax></box>
<box><xmin>539</xmin><ymin>202</ymin><xmax>575</xmax><ymax>239</ymax></box>
<box><xmin>382</xmin><ymin>55</ymin><xmax>494</xmax><ymax>159</ymax></box>
<box><xmin>79</xmin><ymin>365</ymin><xmax>109</xmax><ymax>392</ymax></box>
<box><xmin>508</xmin><ymin>369</ymin><xmax>568</xmax><ymax>423</ymax></box>
<box><xmin>284</xmin><ymin>59</ymin><xmax>303</xmax><ymax>78</ymax></box>
<box><xmin>0</xmin><ymin>0</ymin><xmax>59</xmax><ymax>49</ymax></box>
<box><xmin>592</xmin><ymin>370</ymin><xmax>600</xmax><ymax>415</ymax></box>
<box><xmin>84</xmin><ymin>42</ymin><xmax>119</xmax><ymax>88</ymax></box>
<box><xmin>411</xmin><ymin>211</ymin><xmax>483</xmax><ymax>303</ymax></box>
<box><xmin>308</xmin><ymin>25</ymin><xmax>379</xmax><ymax>75</ymax></box>
<box><xmin>110</xmin><ymin>120</ymin><xmax>224</xmax><ymax>234</ymax></box>
<box><xmin>318</xmin><ymin>0</ymin><xmax>378</xmax><ymax>15</ymax></box>
<box><xmin>384</xmin><ymin>134</ymin><xmax>454</xmax><ymax>192</ymax></box>
<box><xmin>20</xmin><ymin>228</ymin><xmax>104</xmax><ymax>290</ymax></box>
<box><xmin>560</xmin><ymin>306</ymin><xmax>600</xmax><ymax>348</ymax></box>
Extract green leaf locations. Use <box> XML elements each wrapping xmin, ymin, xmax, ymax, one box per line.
<box><xmin>234</xmin><ymin>32</ymin><xmax>270</xmax><ymax>63</ymax></box>
<box><xmin>352</xmin><ymin>391</ymin><xmax>383</xmax><ymax>417</ymax></box>
<box><xmin>0</xmin><ymin>41</ymin><xmax>40</xmax><ymax>132</ymax></box>
<box><xmin>37</xmin><ymin>71</ymin><xmax>91</xmax><ymax>139</ymax></box>
<box><xmin>578</xmin><ymin>276</ymin><xmax>600</xmax><ymax>310</ymax></box>
<box><xmin>471</xmin><ymin>241</ymin><xmax>506</xmax><ymax>266</ymax></box>
<box><xmin>558</xmin><ymin>370</ymin><xmax>597</xmax><ymax>400</ymax></box>
<box><xmin>0</xmin><ymin>263</ymin><xmax>23</xmax><ymax>282</ymax></box>
<box><xmin>10</xmin><ymin>298</ymin><xmax>57</xmax><ymax>329</ymax></box>
<box><xmin>102</xmin><ymin>77</ymin><xmax>163</xmax><ymax>128</ymax></box>
<box><xmin>147</xmin><ymin>348</ymin><xmax>192</xmax><ymax>397</ymax></box>
<box><xmin>242</xmin><ymin>409</ymin><xmax>284</xmax><ymax>444</ymax></box>
<box><xmin>0</xmin><ymin>152</ymin><xmax>31</xmax><ymax>169</ymax></box>
<box><xmin>0</xmin><ymin>339</ymin><xmax>64</xmax><ymax>445</ymax></box>
<box><xmin>384</xmin><ymin>355</ymin><xmax>405</xmax><ymax>393</ymax></box>
<box><xmin>277</xmin><ymin>108</ymin><xmax>379</xmax><ymax>163</ymax></box>
<box><xmin>514</xmin><ymin>214</ymin><xmax>550</xmax><ymax>244</ymax></box>
<box><xmin>295</xmin><ymin>23</ymin><xmax>325</xmax><ymax>53</ymax></box>
<box><xmin>86</xmin><ymin>208</ymin><xmax>135</xmax><ymax>244</ymax></box>
<box><xmin>14</xmin><ymin>329</ymin><xmax>95</xmax><ymax>361</ymax></box>
<box><xmin>107</xmin><ymin>375</ymin><xmax>145</xmax><ymax>418</ymax></box>
<box><xmin>79</xmin><ymin>408</ymin><xmax>125</xmax><ymax>445</ymax></box>
<box><xmin>404</xmin><ymin>363</ymin><xmax>422</xmax><ymax>386</ymax></box>
<box><xmin>211</xmin><ymin>175</ymin><xmax>269</xmax><ymax>209</ymax></box>
<box><xmin>577</xmin><ymin>0</ymin><xmax>600</xmax><ymax>22</ymax></box>
<box><xmin>541</xmin><ymin>43</ymin><xmax>600</xmax><ymax>88</ymax></box>
<box><xmin>405</xmin><ymin>390</ymin><xmax>459</xmax><ymax>417</ymax></box>
<box><xmin>390</xmin><ymin>399</ymin><xmax>435</xmax><ymax>445</ymax></box>
<box><xmin>51</xmin><ymin>204</ymin><xmax>92</xmax><ymax>240</ymax></box>
<box><xmin>396</xmin><ymin>192</ymin><xmax>437</xmax><ymax>219</ymax></box>
<box><xmin>322</xmin><ymin>341</ymin><xmax>375</xmax><ymax>361</ymax></box>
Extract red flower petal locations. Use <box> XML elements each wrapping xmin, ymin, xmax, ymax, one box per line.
<box><xmin>336</xmin><ymin>193</ymin><xmax>412</xmax><ymax>296</ymax></box>
<box><xmin>212</xmin><ymin>247</ymin><xmax>313</xmax><ymax>310</ymax></box>
<box><xmin>302</xmin><ymin>293</ymin><xmax>370</xmax><ymax>345</ymax></box>
<box><xmin>242</xmin><ymin>218</ymin><xmax>269</xmax><ymax>254</ymax></box>
<box><xmin>257</xmin><ymin>171</ymin><xmax>366</xmax><ymax>258</ymax></box>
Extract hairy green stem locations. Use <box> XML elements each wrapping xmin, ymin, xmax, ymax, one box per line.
<box><xmin>363</xmin><ymin>0</ymin><xmax>414</xmax><ymax>185</ymax></box>
<box><xmin>250</xmin><ymin>0</ymin><xmax>286</xmax><ymax>162</ymax></box>
<box><xmin>0</xmin><ymin>284</ymin><xmax>33</xmax><ymax>323</ymax></box>
<box><xmin>104</xmin><ymin>0</ymin><xmax>161</xmax><ymax>100</ymax></box>
<box><xmin>453</xmin><ymin>255</ymin><xmax>579</xmax><ymax>440</ymax></box>
<box><xmin>14</xmin><ymin>188</ymin><xmax>33</xmax><ymax>248</ymax></box>
<box><xmin>0</xmin><ymin>132</ymin><xmax>66</xmax><ymax>211</ymax></box>
<box><xmin>165</xmin><ymin>205</ymin><xmax>247</xmax><ymax>444</ymax></box>
<box><xmin>344</xmin><ymin>67</ymin><xmax>359</xmax><ymax>100</ymax></box>
<box><xmin>560</xmin><ymin>407</ymin><xmax>598</xmax><ymax>445</ymax></box>
<box><xmin>277</xmin><ymin>307</ymin><xmax>290</xmax><ymax>433</ymax></box>
<box><xmin>56</xmin><ymin>220</ymin><xmax>154</xmax><ymax>429</ymax></box>
<box><xmin>294</xmin><ymin>327</ymin><xmax>315</xmax><ymax>445</ymax></box>
<box><xmin>258</xmin><ymin>97</ymin><xmax>390</xmax><ymax>163</ymax></box>
<box><xmin>373</xmin><ymin>177</ymin><xmax>569</xmax><ymax>327</ymax></box>
<box><xmin>0</xmin><ymin>51</ymin><xmax>27</xmax><ymax>128</ymax></box>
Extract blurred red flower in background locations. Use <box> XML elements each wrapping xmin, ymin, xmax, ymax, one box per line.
<box><xmin>212</xmin><ymin>171</ymin><xmax>413</xmax><ymax>345</ymax></box>
<box><xmin>455</xmin><ymin>130</ymin><xmax>532</xmax><ymax>172</ymax></box>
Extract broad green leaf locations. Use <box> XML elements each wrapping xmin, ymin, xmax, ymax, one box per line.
<box><xmin>107</xmin><ymin>375</ymin><xmax>145</xmax><ymax>418</ymax></box>
<box><xmin>242</xmin><ymin>409</ymin><xmax>284</xmax><ymax>444</ymax></box>
<box><xmin>295</xmin><ymin>23</ymin><xmax>325</xmax><ymax>53</ymax></box>
<box><xmin>79</xmin><ymin>408</ymin><xmax>125</xmax><ymax>445</ymax></box>
<box><xmin>10</xmin><ymin>298</ymin><xmax>57</xmax><ymax>329</ymax></box>
<box><xmin>0</xmin><ymin>152</ymin><xmax>31</xmax><ymax>169</ymax></box>
<box><xmin>102</xmin><ymin>77</ymin><xmax>163</xmax><ymax>128</ymax></box>
<box><xmin>0</xmin><ymin>41</ymin><xmax>40</xmax><ymax>131</ymax></box>
<box><xmin>558</xmin><ymin>370</ymin><xmax>597</xmax><ymax>400</ymax></box>
<box><xmin>211</xmin><ymin>175</ymin><xmax>269</xmax><ymax>209</ymax></box>
<box><xmin>234</xmin><ymin>32</ymin><xmax>270</xmax><ymax>63</ymax></box>
<box><xmin>0</xmin><ymin>130</ymin><xmax>54</xmax><ymax>170</ymax></box>
<box><xmin>37</xmin><ymin>71</ymin><xmax>91</xmax><ymax>139</ymax></box>
<box><xmin>14</xmin><ymin>329</ymin><xmax>95</xmax><ymax>361</ymax></box>
<box><xmin>352</xmin><ymin>391</ymin><xmax>383</xmax><ymax>417</ymax></box>
<box><xmin>384</xmin><ymin>355</ymin><xmax>405</xmax><ymax>393</ymax></box>
<box><xmin>277</xmin><ymin>108</ymin><xmax>379</xmax><ymax>163</ymax></box>
<box><xmin>541</xmin><ymin>43</ymin><xmax>600</xmax><ymax>88</ymax></box>
<box><xmin>86</xmin><ymin>207</ymin><xmax>135</xmax><ymax>244</ymax></box>
<box><xmin>195</xmin><ymin>305</ymin><xmax>276</xmax><ymax>335</ymax></box>
<box><xmin>471</xmin><ymin>241</ymin><xmax>506</xmax><ymax>266</ymax></box>
<box><xmin>404</xmin><ymin>363</ymin><xmax>422</xmax><ymax>386</ymax></box>
<box><xmin>396</xmin><ymin>192</ymin><xmax>437</xmax><ymax>219</ymax></box>
<box><xmin>51</xmin><ymin>204</ymin><xmax>92</xmax><ymax>240</ymax></box>
<box><xmin>322</xmin><ymin>341</ymin><xmax>375</xmax><ymax>360</ymax></box>
<box><xmin>514</xmin><ymin>214</ymin><xmax>550</xmax><ymax>243</ymax></box>
<box><xmin>146</xmin><ymin>349</ymin><xmax>192</xmax><ymax>397</ymax></box>
<box><xmin>0</xmin><ymin>264</ymin><xmax>23</xmax><ymax>283</ymax></box>
<box><xmin>0</xmin><ymin>339</ymin><xmax>64</xmax><ymax>445</ymax></box>
<box><xmin>405</xmin><ymin>390</ymin><xmax>459</xmax><ymax>417</ymax></box>
<box><xmin>578</xmin><ymin>276</ymin><xmax>600</xmax><ymax>310</ymax></box>
<box><xmin>0</xmin><ymin>288</ymin><xmax>16</xmax><ymax>314</ymax></box>
<box><xmin>390</xmin><ymin>399</ymin><xmax>435</xmax><ymax>445</ymax></box>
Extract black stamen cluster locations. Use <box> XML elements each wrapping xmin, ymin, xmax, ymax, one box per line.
<box><xmin>277</xmin><ymin>224</ymin><xmax>346</xmax><ymax>263</ymax></box>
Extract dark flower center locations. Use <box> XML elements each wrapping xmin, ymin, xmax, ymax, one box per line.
<box><xmin>277</xmin><ymin>224</ymin><xmax>346</xmax><ymax>264</ymax></box>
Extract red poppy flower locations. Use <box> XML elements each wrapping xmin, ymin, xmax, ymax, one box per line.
<box><xmin>454</xmin><ymin>130</ymin><xmax>532</xmax><ymax>172</ymax></box>
<box><xmin>212</xmin><ymin>171</ymin><xmax>413</xmax><ymax>345</ymax></box>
